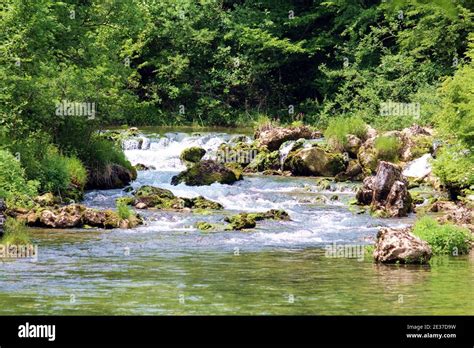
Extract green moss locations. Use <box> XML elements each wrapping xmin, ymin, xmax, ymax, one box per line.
<box><xmin>116</xmin><ymin>196</ymin><xmax>135</xmax><ymax>206</ymax></box>
<box><xmin>171</xmin><ymin>160</ymin><xmax>240</xmax><ymax>186</ymax></box>
<box><xmin>225</xmin><ymin>214</ymin><xmax>257</xmax><ymax>230</ymax></box>
<box><xmin>224</xmin><ymin>209</ymin><xmax>290</xmax><ymax>230</ymax></box>
<box><xmin>189</xmin><ymin>196</ymin><xmax>223</xmax><ymax>210</ymax></box>
<box><xmin>196</xmin><ymin>221</ymin><xmax>225</xmax><ymax>231</ymax></box>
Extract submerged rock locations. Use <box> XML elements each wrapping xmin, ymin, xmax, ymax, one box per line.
<box><xmin>356</xmin><ymin>161</ymin><xmax>413</xmax><ymax>217</ymax></box>
<box><xmin>284</xmin><ymin>146</ymin><xmax>346</xmax><ymax>177</ymax></box>
<box><xmin>373</xmin><ymin>227</ymin><xmax>432</xmax><ymax>264</ymax></box>
<box><xmin>255</xmin><ymin>125</ymin><xmax>322</xmax><ymax>151</ymax></box>
<box><xmin>224</xmin><ymin>209</ymin><xmax>291</xmax><ymax>230</ymax></box>
<box><xmin>196</xmin><ymin>209</ymin><xmax>291</xmax><ymax>231</ymax></box>
<box><xmin>171</xmin><ymin>160</ymin><xmax>241</xmax><ymax>186</ymax></box>
<box><xmin>122</xmin><ymin>185</ymin><xmax>223</xmax><ymax>211</ymax></box>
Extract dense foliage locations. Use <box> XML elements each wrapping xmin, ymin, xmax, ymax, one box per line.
<box><xmin>0</xmin><ymin>0</ymin><xmax>472</xmax><ymax>198</ymax></box>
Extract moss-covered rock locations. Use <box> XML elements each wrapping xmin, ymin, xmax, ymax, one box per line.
<box><xmin>171</xmin><ymin>160</ymin><xmax>241</xmax><ymax>186</ymax></box>
<box><xmin>283</xmin><ymin>145</ymin><xmax>346</xmax><ymax>177</ymax></box>
<box><xmin>224</xmin><ymin>209</ymin><xmax>291</xmax><ymax>230</ymax></box>
<box><xmin>121</xmin><ymin>185</ymin><xmax>223</xmax><ymax>211</ymax></box>
<box><xmin>180</xmin><ymin>147</ymin><xmax>206</xmax><ymax>166</ymax></box>
<box><xmin>244</xmin><ymin>150</ymin><xmax>281</xmax><ymax>173</ymax></box>
<box><xmin>13</xmin><ymin>204</ymin><xmax>142</xmax><ymax>229</ymax></box>
<box><xmin>187</xmin><ymin>196</ymin><xmax>224</xmax><ymax>210</ymax></box>
<box><xmin>217</xmin><ymin>141</ymin><xmax>261</xmax><ymax>167</ymax></box>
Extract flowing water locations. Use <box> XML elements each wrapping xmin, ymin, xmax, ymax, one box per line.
<box><xmin>0</xmin><ymin>129</ymin><xmax>472</xmax><ymax>315</ymax></box>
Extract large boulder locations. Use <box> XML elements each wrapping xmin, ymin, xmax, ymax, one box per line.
<box><xmin>171</xmin><ymin>160</ymin><xmax>241</xmax><ymax>186</ymax></box>
<box><xmin>356</xmin><ymin>161</ymin><xmax>413</xmax><ymax>217</ymax></box>
<box><xmin>87</xmin><ymin>164</ymin><xmax>137</xmax><ymax>190</ymax></box>
<box><xmin>373</xmin><ymin>227</ymin><xmax>432</xmax><ymax>264</ymax></box>
<box><xmin>283</xmin><ymin>146</ymin><xmax>346</xmax><ymax>177</ymax></box>
<box><xmin>255</xmin><ymin>125</ymin><xmax>322</xmax><ymax>151</ymax></box>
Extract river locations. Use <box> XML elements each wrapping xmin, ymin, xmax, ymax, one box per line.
<box><xmin>0</xmin><ymin>128</ymin><xmax>472</xmax><ymax>315</ymax></box>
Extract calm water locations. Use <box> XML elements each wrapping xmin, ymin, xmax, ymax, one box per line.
<box><xmin>0</xmin><ymin>129</ymin><xmax>472</xmax><ymax>315</ymax></box>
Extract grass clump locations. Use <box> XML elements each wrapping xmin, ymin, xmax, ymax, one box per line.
<box><xmin>1</xmin><ymin>218</ymin><xmax>31</xmax><ymax>245</ymax></box>
<box><xmin>374</xmin><ymin>136</ymin><xmax>402</xmax><ymax>162</ymax></box>
<box><xmin>116</xmin><ymin>200</ymin><xmax>133</xmax><ymax>220</ymax></box>
<box><xmin>324</xmin><ymin>116</ymin><xmax>367</xmax><ymax>150</ymax></box>
<box><xmin>412</xmin><ymin>216</ymin><xmax>473</xmax><ymax>255</ymax></box>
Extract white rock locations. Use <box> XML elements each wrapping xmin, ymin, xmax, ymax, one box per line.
<box><xmin>402</xmin><ymin>154</ymin><xmax>432</xmax><ymax>178</ymax></box>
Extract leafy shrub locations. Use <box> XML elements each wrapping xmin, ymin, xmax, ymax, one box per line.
<box><xmin>0</xmin><ymin>149</ymin><xmax>39</xmax><ymax>208</ymax></box>
<box><xmin>116</xmin><ymin>200</ymin><xmax>132</xmax><ymax>220</ymax></box>
<box><xmin>324</xmin><ymin>116</ymin><xmax>367</xmax><ymax>150</ymax></box>
<box><xmin>432</xmin><ymin>144</ymin><xmax>474</xmax><ymax>192</ymax></box>
<box><xmin>374</xmin><ymin>136</ymin><xmax>402</xmax><ymax>162</ymax></box>
<box><xmin>1</xmin><ymin>218</ymin><xmax>31</xmax><ymax>245</ymax></box>
<box><xmin>65</xmin><ymin>156</ymin><xmax>88</xmax><ymax>189</ymax></box>
<box><xmin>413</xmin><ymin>216</ymin><xmax>473</xmax><ymax>255</ymax></box>
<box><xmin>40</xmin><ymin>146</ymin><xmax>71</xmax><ymax>194</ymax></box>
<box><xmin>79</xmin><ymin>137</ymin><xmax>134</xmax><ymax>172</ymax></box>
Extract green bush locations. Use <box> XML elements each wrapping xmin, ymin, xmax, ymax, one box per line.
<box><xmin>432</xmin><ymin>145</ymin><xmax>474</xmax><ymax>192</ymax></box>
<box><xmin>412</xmin><ymin>216</ymin><xmax>473</xmax><ymax>255</ymax></box>
<box><xmin>79</xmin><ymin>137</ymin><xmax>134</xmax><ymax>172</ymax></box>
<box><xmin>116</xmin><ymin>200</ymin><xmax>132</xmax><ymax>220</ymax></box>
<box><xmin>374</xmin><ymin>136</ymin><xmax>402</xmax><ymax>162</ymax></box>
<box><xmin>40</xmin><ymin>146</ymin><xmax>71</xmax><ymax>194</ymax></box>
<box><xmin>324</xmin><ymin>116</ymin><xmax>367</xmax><ymax>150</ymax></box>
<box><xmin>1</xmin><ymin>218</ymin><xmax>31</xmax><ymax>245</ymax></box>
<box><xmin>0</xmin><ymin>149</ymin><xmax>39</xmax><ymax>208</ymax></box>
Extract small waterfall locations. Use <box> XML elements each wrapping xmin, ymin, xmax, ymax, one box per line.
<box><xmin>279</xmin><ymin>140</ymin><xmax>297</xmax><ymax>169</ymax></box>
<box><xmin>123</xmin><ymin>132</ymin><xmax>237</xmax><ymax>171</ymax></box>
